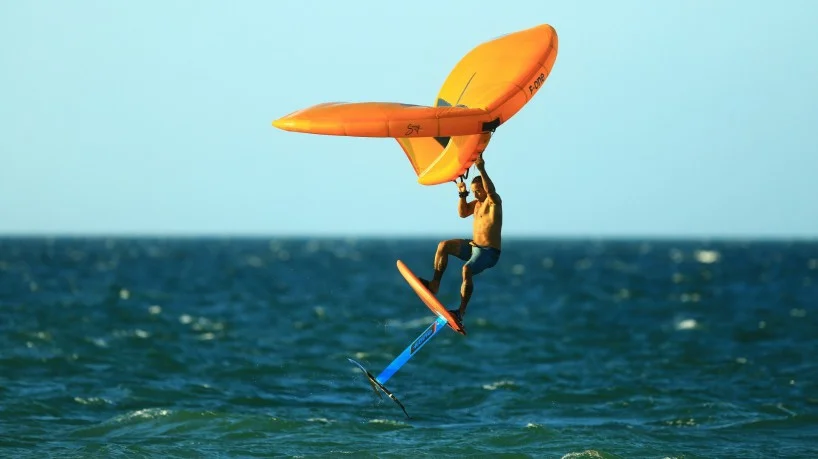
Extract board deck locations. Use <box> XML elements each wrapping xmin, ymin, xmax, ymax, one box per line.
<box><xmin>396</xmin><ymin>260</ymin><xmax>467</xmax><ymax>335</ymax></box>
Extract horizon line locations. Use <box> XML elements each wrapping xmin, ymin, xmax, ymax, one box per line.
<box><xmin>0</xmin><ymin>231</ymin><xmax>816</xmax><ymax>242</ymax></box>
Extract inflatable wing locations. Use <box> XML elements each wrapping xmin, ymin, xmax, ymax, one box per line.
<box><xmin>272</xmin><ymin>23</ymin><xmax>558</xmax><ymax>185</ymax></box>
<box><xmin>273</xmin><ymin>102</ymin><xmax>494</xmax><ymax>138</ymax></box>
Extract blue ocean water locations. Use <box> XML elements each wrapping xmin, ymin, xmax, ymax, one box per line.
<box><xmin>1</xmin><ymin>237</ymin><xmax>816</xmax><ymax>458</ymax></box>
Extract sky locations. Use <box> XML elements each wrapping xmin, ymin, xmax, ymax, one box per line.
<box><xmin>1</xmin><ymin>1</ymin><xmax>817</xmax><ymax>238</ymax></box>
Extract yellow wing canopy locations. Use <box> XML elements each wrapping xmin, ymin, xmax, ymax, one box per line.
<box><xmin>272</xmin><ymin>24</ymin><xmax>558</xmax><ymax>185</ymax></box>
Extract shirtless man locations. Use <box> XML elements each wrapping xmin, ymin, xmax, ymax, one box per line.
<box><xmin>420</xmin><ymin>153</ymin><xmax>502</xmax><ymax>324</ymax></box>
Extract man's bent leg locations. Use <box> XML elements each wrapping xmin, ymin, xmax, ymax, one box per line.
<box><xmin>422</xmin><ymin>239</ymin><xmax>467</xmax><ymax>294</ymax></box>
<box><xmin>454</xmin><ymin>246</ymin><xmax>500</xmax><ymax>319</ymax></box>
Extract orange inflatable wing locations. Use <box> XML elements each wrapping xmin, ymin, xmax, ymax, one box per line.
<box><xmin>434</xmin><ymin>24</ymin><xmax>557</xmax><ymax>123</ymax></box>
<box><xmin>397</xmin><ymin>132</ymin><xmax>492</xmax><ymax>186</ymax></box>
<box><xmin>271</xmin><ymin>23</ymin><xmax>558</xmax><ymax>186</ymax></box>
<box><xmin>272</xmin><ymin>102</ymin><xmax>494</xmax><ymax>138</ymax></box>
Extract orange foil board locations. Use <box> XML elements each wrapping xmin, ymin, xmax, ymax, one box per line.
<box><xmin>396</xmin><ymin>260</ymin><xmax>466</xmax><ymax>336</ymax></box>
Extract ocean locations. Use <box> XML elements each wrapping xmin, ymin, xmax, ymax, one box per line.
<box><xmin>1</xmin><ymin>236</ymin><xmax>816</xmax><ymax>458</ymax></box>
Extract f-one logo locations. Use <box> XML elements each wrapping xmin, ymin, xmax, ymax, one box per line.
<box><xmin>528</xmin><ymin>73</ymin><xmax>546</xmax><ymax>94</ymax></box>
<box><xmin>410</xmin><ymin>323</ymin><xmax>436</xmax><ymax>353</ymax></box>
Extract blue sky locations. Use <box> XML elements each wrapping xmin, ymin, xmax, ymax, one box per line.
<box><xmin>2</xmin><ymin>1</ymin><xmax>816</xmax><ymax>238</ymax></box>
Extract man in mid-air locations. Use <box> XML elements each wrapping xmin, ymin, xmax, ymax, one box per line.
<box><xmin>419</xmin><ymin>153</ymin><xmax>502</xmax><ymax>325</ymax></box>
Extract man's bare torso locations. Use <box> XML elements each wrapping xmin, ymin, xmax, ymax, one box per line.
<box><xmin>472</xmin><ymin>196</ymin><xmax>502</xmax><ymax>250</ymax></box>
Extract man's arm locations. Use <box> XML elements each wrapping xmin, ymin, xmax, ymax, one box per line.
<box><xmin>457</xmin><ymin>181</ymin><xmax>476</xmax><ymax>217</ymax></box>
<box><xmin>458</xmin><ymin>196</ymin><xmax>476</xmax><ymax>218</ymax></box>
<box><xmin>475</xmin><ymin>154</ymin><xmax>501</xmax><ymax>203</ymax></box>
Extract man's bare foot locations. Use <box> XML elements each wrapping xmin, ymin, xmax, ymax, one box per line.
<box><xmin>448</xmin><ymin>309</ymin><xmax>463</xmax><ymax>323</ymax></box>
<box><xmin>419</xmin><ymin>278</ymin><xmax>440</xmax><ymax>295</ymax></box>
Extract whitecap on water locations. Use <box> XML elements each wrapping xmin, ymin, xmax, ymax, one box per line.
<box><xmin>134</xmin><ymin>329</ymin><xmax>150</xmax><ymax>338</ymax></box>
<box><xmin>114</xmin><ymin>408</ymin><xmax>172</xmax><ymax>422</ymax></box>
<box><xmin>89</xmin><ymin>337</ymin><xmax>108</xmax><ymax>348</ymax></box>
<box><xmin>695</xmin><ymin>249</ymin><xmax>720</xmax><ymax>264</ymax></box>
<box><xmin>561</xmin><ymin>451</ymin><xmax>606</xmax><ymax>459</ymax></box>
<box><xmin>368</xmin><ymin>418</ymin><xmax>407</xmax><ymax>426</ymax></box>
<box><xmin>74</xmin><ymin>396</ymin><xmax>113</xmax><ymax>406</ymax></box>
<box><xmin>675</xmin><ymin>318</ymin><xmax>698</xmax><ymax>330</ymax></box>
<box><xmin>307</xmin><ymin>417</ymin><xmax>334</xmax><ymax>423</ymax></box>
<box><xmin>482</xmin><ymin>379</ymin><xmax>516</xmax><ymax>390</ymax></box>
